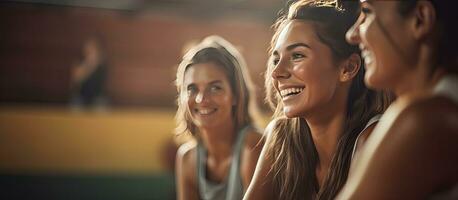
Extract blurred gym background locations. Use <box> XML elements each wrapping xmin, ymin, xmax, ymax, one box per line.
<box><xmin>0</xmin><ymin>0</ymin><xmax>284</xmax><ymax>199</ymax></box>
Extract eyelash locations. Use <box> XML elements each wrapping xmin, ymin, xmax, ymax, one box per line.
<box><xmin>210</xmin><ymin>85</ymin><xmax>221</xmax><ymax>91</ymax></box>
<box><xmin>292</xmin><ymin>53</ymin><xmax>305</xmax><ymax>60</ymax></box>
<box><xmin>187</xmin><ymin>85</ymin><xmax>222</xmax><ymax>95</ymax></box>
<box><xmin>272</xmin><ymin>53</ymin><xmax>305</xmax><ymax>65</ymax></box>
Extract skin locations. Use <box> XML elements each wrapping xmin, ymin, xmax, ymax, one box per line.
<box><xmin>338</xmin><ymin>1</ymin><xmax>458</xmax><ymax>199</ymax></box>
<box><xmin>175</xmin><ymin>62</ymin><xmax>263</xmax><ymax>200</ymax></box>
<box><xmin>72</xmin><ymin>38</ymin><xmax>103</xmax><ymax>86</ymax></box>
<box><xmin>244</xmin><ymin>20</ymin><xmax>376</xmax><ymax>200</ymax></box>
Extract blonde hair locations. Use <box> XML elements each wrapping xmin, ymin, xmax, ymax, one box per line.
<box><xmin>175</xmin><ymin>35</ymin><xmax>261</xmax><ymax>138</ymax></box>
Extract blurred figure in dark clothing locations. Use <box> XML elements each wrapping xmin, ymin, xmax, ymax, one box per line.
<box><xmin>70</xmin><ymin>36</ymin><xmax>108</xmax><ymax>108</ymax></box>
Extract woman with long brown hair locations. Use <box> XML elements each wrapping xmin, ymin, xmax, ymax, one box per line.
<box><xmin>338</xmin><ymin>0</ymin><xmax>458</xmax><ymax>199</ymax></box>
<box><xmin>244</xmin><ymin>1</ymin><xmax>391</xmax><ymax>199</ymax></box>
<box><xmin>175</xmin><ymin>35</ymin><xmax>263</xmax><ymax>200</ymax></box>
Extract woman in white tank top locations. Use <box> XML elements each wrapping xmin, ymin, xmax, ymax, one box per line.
<box><xmin>339</xmin><ymin>0</ymin><xmax>458</xmax><ymax>199</ymax></box>
<box><xmin>244</xmin><ymin>1</ymin><xmax>392</xmax><ymax>199</ymax></box>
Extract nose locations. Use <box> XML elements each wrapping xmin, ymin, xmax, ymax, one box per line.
<box><xmin>271</xmin><ymin>59</ymin><xmax>290</xmax><ymax>80</ymax></box>
<box><xmin>346</xmin><ymin>20</ymin><xmax>361</xmax><ymax>45</ymax></box>
<box><xmin>195</xmin><ymin>91</ymin><xmax>209</xmax><ymax>104</ymax></box>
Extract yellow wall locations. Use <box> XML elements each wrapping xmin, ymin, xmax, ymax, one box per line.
<box><xmin>0</xmin><ymin>106</ymin><xmax>177</xmax><ymax>175</ymax></box>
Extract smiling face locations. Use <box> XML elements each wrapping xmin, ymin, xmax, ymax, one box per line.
<box><xmin>183</xmin><ymin>62</ymin><xmax>234</xmax><ymax>130</ymax></box>
<box><xmin>271</xmin><ymin>20</ymin><xmax>342</xmax><ymax>118</ymax></box>
<box><xmin>346</xmin><ymin>1</ymin><xmax>418</xmax><ymax>91</ymax></box>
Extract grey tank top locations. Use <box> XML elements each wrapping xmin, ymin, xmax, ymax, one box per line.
<box><xmin>197</xmin><ymin>126</ymin><xmax>250</xmax><ymax>200</ymax></box>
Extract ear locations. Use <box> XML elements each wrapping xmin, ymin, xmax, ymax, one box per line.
<box><xmin>411</xmin><ymin>1</ymin><xmax>436</xmax><ymax>40</ymax></box>
<box><xmin>339</xmin><ymin>53</ymin><xmax>361</xmax><ymax>82</ymax></box>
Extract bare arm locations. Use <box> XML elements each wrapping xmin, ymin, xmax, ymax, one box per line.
<box><xmin>176</xmin><ymin>142</ymin><xmax>200</xmax><ymax>200</ymax></box>
<box><xmin>241</xmin><ymin>129</ymin><xmax>264</xmax><ymax>192</ymax></box>
<box><xmin>338</xmin><ymin>97</ymin><xmax>458</xmax><ymax>199</ymax></box>
<box><xmin>243</xmin><ymin>121</ymin><xmax>278</xmax><ymax>200</ymax></box>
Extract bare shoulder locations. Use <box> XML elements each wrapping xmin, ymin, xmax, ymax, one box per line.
<box><xmin>177</xmin><ymin>141</ymin><xmax>197</xmax><ymax>162</ymax></box>
<box><xmin>176</xmin><ymin>141</ymin><xmax>198</xmax><ymax>180</ymax></box>
<box><xmin>242</xmin><ymin>120</ymin><xmax>281</xmax><ymax>200</ymax></box>
<box><xmin>176</xmin><ymin>140</ymin><xmax>200</xmax><ymax>200</ymax></box>
<box><xmin>385</xmin><ymin>95</ymin><xmax>458</xmax><ymax>184</ymax></box>
<box><xmin>396</xmin><ymin>95</ymin><xmax>458</xmax><ymax>138</ymax></box>
<box><xmin>337</xmin><ymin>96</ymin><xmax>458</xmax><ymax>199</ymax></box>
<box><xmin>241</xmin><ymin>127</ymin><xmax>264</xmax><ymax>170</ymax></box>
<box><xmin>243</xmin><ymin>127</ymin><xmax>264</xmax><ymax>150</ymax></box>
<box><xmin>263</xmin><ymin>117</ymin><xmax>284</xmax><ymax>141</ymax></box>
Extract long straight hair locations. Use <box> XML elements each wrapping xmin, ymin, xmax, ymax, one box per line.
<box><xmin>264</xmin><ymin>1</ymin><xmax>392</xmax><ymax>199</ymax></box>
<box><xmin>174</xmin><ymin>36</ymin><xmax>261</xmax><ymax>138</ymax></box>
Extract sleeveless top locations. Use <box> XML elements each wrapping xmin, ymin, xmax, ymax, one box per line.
<box><xmin>197</xmin><ymin>126</ymin><xmax>251</xmax><ymax>200</ymax></box>
<box><xmin>351</xmin><ymin>114</ymin><xmax>382</xmax><ymax>159</ymax></box>
<box><xmin>430</xmin><ymin>75</ymin><xmax>458</xmax><ymax>200</ymax></box>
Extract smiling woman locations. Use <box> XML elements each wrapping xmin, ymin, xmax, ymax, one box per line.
<box><xmin>243</xmin><ymin>1</ymin><xmax>392</xmax><ymax>200</ymax></box>
<box><xmin>337</xmin><ymin>0</ymin><xmax>458</xmax><ymax>199</ymax></box>
<box><xmin>174</xmin><ymin>36</ymin><xmax>264</xmax><ymax>200</ymax></box>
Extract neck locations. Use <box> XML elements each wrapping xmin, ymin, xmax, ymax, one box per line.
<box><xmin>394</xmin><ymin>44</ymin><xmax>445</xmax><ymax>97</ymax></box>
<box><xmin>303</xmin><ymin>88</ymin><xmax>348</xmax><ymax>170</ymax></box>
<box><xmin>306</xmin><ymin>111</ymin><xmax>345</xmax><ymax>170</ymax></box>
<box><xmin>394</xmin><ymin>67</ymin><xmax>434</xmax><ymax>97</ymax></box>
<box><xmin>199</xmin><ymin>122</ymin><xmax>236</xmax><ymax>162</ymax></box>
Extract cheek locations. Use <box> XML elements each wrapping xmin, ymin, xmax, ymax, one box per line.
<box><xmin>298</xmin><ymin>67</ymin><xmax>338</xmax><ymax>101</ymax></box>
<box><xmin>185</xmin><ymin>95</ymin><xmax>195</xmax><ymax>110</ymax></box>
<box><xmin>360</xmin><ymin>15</ymin><xmax>375</xmax><ymax>42</ymax></box>
<box><xmin>214</xmin><ymin>93</ymin><xmax>234</xmax><ymax>107</ymax></box>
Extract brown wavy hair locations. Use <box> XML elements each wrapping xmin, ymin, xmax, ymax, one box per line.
<box><xmin>264</xmin><ymin>1</ymin><xmax>392</xmax><ymax>199</ymax></box>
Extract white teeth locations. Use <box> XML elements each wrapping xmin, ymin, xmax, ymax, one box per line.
<box><xmin>361</xmin><ymin>50</ymin><xmax>373</xmax><ymax>65</ymax></box>
<box><xmin>197</xmin><ymin>108</ymin><xmax>215</xmax><ymax>115</ymax></box>
<box><xmin>280</xmin><ymin>87</ymin><xmax>304</xmax><ymax>97</ymax></box>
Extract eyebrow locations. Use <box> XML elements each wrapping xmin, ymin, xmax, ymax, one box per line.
<box><xmin>273</xmin><ymin>42</ymin><xmax>311</xmax><ymax>55</ymax></box>
<box><xmin>209</xmin><ymin>80</ymin><xmax>223</xmax><ymax>85</ymax></box>
<box><xmin>186</xmin><ymin>80</ymin><xmax>222</xmax><ymax>87</ymax></box>
<box><xmin>287</xmin><ymin>42</ymin><xmax>311</xmax><ymax>51</ymax></box>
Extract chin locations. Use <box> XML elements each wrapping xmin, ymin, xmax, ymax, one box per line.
<box><xmin>283</xmin><ymin>107</ymin><xmax>301</xmax><ymax>118</ymax></box>
<box><xmin>365</xmin><ymin>72</ymin><xmax>389</xmax><ymax>91</ymax></box>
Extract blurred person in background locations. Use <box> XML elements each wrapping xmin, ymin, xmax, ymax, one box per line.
<box><xmin>70</xmin><ymin>36</ymin><xmax>109</xmax><ymax>108</ymax></box>
<box><xmin>338</xmin><ymin>0</ymin><xmax>458</xmax><ymax>199</ymax></box>
<box><xmin>244</xmin><ymin>1</ymin><xmax>391</xmax><ymax>199</ymax></box>
<box><xmin>174</xmin><ymin>35</ymin><xmax>264</xmax><ymax>200</ymax></box>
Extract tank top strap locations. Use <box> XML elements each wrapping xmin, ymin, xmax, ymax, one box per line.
<box><xmin>351</xmin><ymin>114</ymin><xmax>382</xmax><ymax>159</ymax></box>
<box><xmin>196</xmin><ymin>125</ymin><xmax>252</xmax><ymax>200</ymax></box>
<box><xmin>225</xmin><ymin>125</ymin><xmax>251</xmax><ymax>200</ymax></box>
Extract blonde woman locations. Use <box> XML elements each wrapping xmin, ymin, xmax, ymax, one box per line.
<box><xmin>175</xmin><ymin>36</ymin><xmax>263</xmax><ymax>200</ymax></box>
